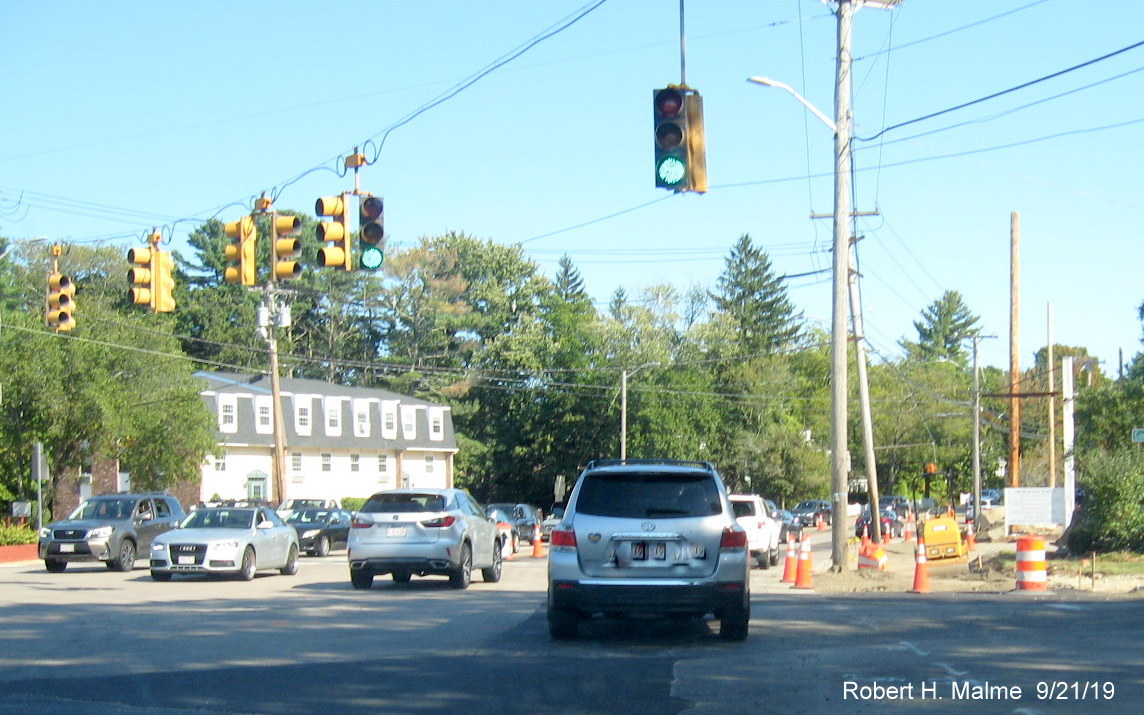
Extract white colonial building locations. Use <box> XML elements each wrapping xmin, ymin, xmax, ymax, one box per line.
<box><xmin>196</xmin><ymin>371</ymin><xmax>459</xmax><ymax>505</ymax></box>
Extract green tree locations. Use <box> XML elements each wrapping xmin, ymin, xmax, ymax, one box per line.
<box><xmin>710</xmin><ymin>234</ymin><xmax>802</xmax><ymax>355</ymax></box>
<box><xmin>900</xmin><ymin>290</ymin><xmax>980</xmax><ymax>365</ymax></box>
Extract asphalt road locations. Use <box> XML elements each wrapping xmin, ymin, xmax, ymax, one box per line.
<box><xmin>0</xmin><ymin>550</ymin><xmax>1140</xmax><ymax>714</ymax></box>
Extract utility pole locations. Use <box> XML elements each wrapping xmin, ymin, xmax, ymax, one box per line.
<box><xmin>1047</xmin><ymin>303</ymin><xmax>1056</xmax><ymax>488</ymax></box>
<box><xmin>847</xmin><ymin>243</ymin><xmax>882</xmax><ymax>542</ymax></box>
<box><xmin>1009</xmin><ymin>211</ymin><xmax>1021</xmax><ymax>487</ymax></box>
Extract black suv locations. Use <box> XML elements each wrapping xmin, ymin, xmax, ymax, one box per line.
<box><xmin>39</xmin><ymin>492</ymin><xmax>186</xmax><ymax>572</ymax></box>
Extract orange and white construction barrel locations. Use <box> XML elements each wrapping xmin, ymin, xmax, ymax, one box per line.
<box><xmin>1016</xmin><ymin>535</ymin><xmax>1048</xmax><ymax>591</ymax></box>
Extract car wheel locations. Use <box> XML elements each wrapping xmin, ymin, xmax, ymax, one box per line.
<box><xmin>770</xmin><ymin>547</ymin><xmax>780</xmax><ymax>567</ymax></box>
<box><xmin>511</xmin><ymin>534</ymin><xmax>519</xmax><ymax>554</ymax></box>
<box><xmin>44</xmin><ymin>559</ymin><xmax>67</xmax><ymax>573</ymax></box>
<box><xmin>758</xmin><ymin>553</ymin><xmax>770</xmax><ymax>570</ymax></box>
<box><xmin>110</xmin><ymin>539</ymin><xmax>136</xmax><ymax>572</ymax></box>
<box><xmin>150</xmin><ymin>571</ymin><xmax>172</xmax><ymax>582</ymax></box>
<box><xmin>238</xmin><ymin>546</ymin><xmax>256</xmax><ymax>581</ymax></box>
<box><xmin>548</xmin><ymin>608</ymin><xmax>579</xmax><ymax>639</ymax></box>
<box><xmin>482</xmin><ymin>542</ymin><xmax>503</xmax><ymax>583</ymax></box>
<box><xmin>314</xmin><ymin>536</ymin><xmax>330</xmax><ymax>558</ymax></box>
<box><xmin>449</xmin><ymin>543</ymin><xmax>473</xmax><ymax>589</ymax></box>
<box><xmin>280</xmin><ymin>545</ymin><xmax>299</xmax><ymax>575</ymax></box>
<box><xmin>351</xmin><ymin>569</ymin><xmax>375</xmax><ymax>590</ymax></box>
<box><xmin>392</xmin><ymin>569</ymin><xmax>411</xmax><ymax>583</ymax></box>
<box><xmin>720</xmin><ymin>601</ymin><xmax>750</xmax><ymax>641</ymax></box>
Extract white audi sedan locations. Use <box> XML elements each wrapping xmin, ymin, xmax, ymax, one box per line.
<box><xmin>149</xmin><ymin>506</ymin><xmax>300</xmax><ymax>581</ymax></box>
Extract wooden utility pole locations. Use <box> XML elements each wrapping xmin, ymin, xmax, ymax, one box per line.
<box><xmin>1009</xmin><ymin>212</ymin><xmax>1021</xmax><ymax>488</ymax></box>
<box><xmin>1047</xmin><ymin>304</ymin><xmax>1056</xmax><ymax>488</ymax></box>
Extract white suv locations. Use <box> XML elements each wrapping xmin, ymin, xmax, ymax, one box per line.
<box><xmin>730</xmin><ymin>495</ymin><xmax>780</xmax><ymax>569</ymax></box>
<box><xmin>547</xmin><ymin>459</ymin><xmax>750</xmax><ymax>641</ymax></box>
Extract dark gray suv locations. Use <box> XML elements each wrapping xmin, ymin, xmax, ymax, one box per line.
<box><xmin>39</xmin><ymin>493</ymin><xmax>186</xmax><ymax>572</ymax></box>
<box><xmin>547</xmin><ymin>459</ymin><xmax>750</xmax><ymax>640</ymax></box>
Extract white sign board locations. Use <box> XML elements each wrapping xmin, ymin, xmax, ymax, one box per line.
<box><xmin>1004</xmin><ymin>487</ymin><xmax>1065</xmax><ymax>528</ymax></box>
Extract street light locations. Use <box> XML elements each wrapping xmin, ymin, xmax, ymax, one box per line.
<box><xmin>621</xmin><ymin>362</ymin><xmax>660</xmax><ymax>461</ymax></box>
<box><xmin>748</xmin><ymin>0</ymin><xmax>902</xmax><ymax>570</ymax></box>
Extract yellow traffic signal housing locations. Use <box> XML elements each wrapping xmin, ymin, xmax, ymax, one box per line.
<box><xmin>47</xmin><ymin>272</ymin><xmax>76</xmax><ymax>331</ymax></box>
<box><xmin>316</xmin><ymin>194</ymin><xmax>352</xmax><ymax>271</ymax></box>
<box><xmin>224</xmin><ymin>215</ymin><xmax>257</xmax><ymax>286</ymax></box>
<box><xmin>272</xmin><ymin>214</ymin><xmax>303</xmax><ymax>281</ymax></box>
<box><xmin>153</xmin><ymin>251</ymin><xmax>176</xmax><ymax>313</ymax></box>
<box><xmin>653</xmin><ymin>86</ymin><xmax>707</xmax><ymax>193</ymax></box>
<box><xmin>127</xmin><ymin>246</ymin><xmax>153</xmax><ymax>306</ymax></box>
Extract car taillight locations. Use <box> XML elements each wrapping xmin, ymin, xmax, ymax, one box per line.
<box><xmin>550</xmin><ymin>528</ymin><xmax>577</xmax><ymax>548</ymax></box>
<box><xmin>351</xmin><ymin>516</ymin><xmax>372</xmax><ymax>529</ymax></box>
<box><xmin>421</xmin><ymin>516</ymin><xmax>456</xmax><ymax>528</ymax></box>
<box><xmin>720</xmin><ymin>528</ymin><xmax>747</xmax><ymax>550</ymax></box>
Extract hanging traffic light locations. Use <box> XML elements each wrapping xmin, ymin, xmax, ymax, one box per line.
<box><xmin>153</xmin><ymin>250</ymin><xmax>176</xmax><ymax>313</ymax></box>
<box><xmin>271</xmin><ymin>214</ymin><xmax>303</xmax><ymax>281</ymax></box>
<box><xmin>127</xmin><ymin>244</ymin><xmax>153</xmax><ymax>307</ymax></box>
<box><xmin>316</xmin><ymin>194</ymin><xmax>351</xmax><ymax>271</ymax></box>
<box><xmin>358</xmin><ymin>195</ymin><xmax>384</xmax><ymax>271</ymax></box>
<box><xmin>47</xmin><ymin>272</ymin><xmax>76</xmax><ymax>331</ymax></box>
<box><xmin>653</xmin><ymin>86</ymin><xmax>707</xmax><ymax>193</ymax></box>
<box><xmin>224</xmin><ymin>215</ymin><xmax>257</xmax><ymax>285</ymax></box>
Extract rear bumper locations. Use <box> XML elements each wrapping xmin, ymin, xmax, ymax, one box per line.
<box><xmin>549</xmin><ymin>579</ymin><xmax>748</xmax><ymax>617</ymax></box>
<box><xmin>349</xmin><ymin>555</ymin><xmax>458</xmax><ymax>576</ymax></box>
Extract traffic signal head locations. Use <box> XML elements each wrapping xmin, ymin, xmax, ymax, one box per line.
<box><xmin>47</xmin><ymin>272</ymin><xmax>76</xmax><ymax>331</ymax></box>
<box><xmin>653</xmin><ymin>87</ymin><xmax>707</xmax><ymax>193</ymax></box>
<box><xmin>358</xmin><ymin>195</ymin><xmax>384</xmax><ymax>271</ymax></box>
<box><xmin>272</xmin><ymin>214</ymin><xmax>303</xmax><ymax>281</ymax></box>
<box><xmin>153</xmin><ymin>251</ymin><xmax>176</xmax><ymax>313</ymax></box>
<box><xmin>224</xmin><ymin>216</ymin><xmax>257</xmax><ymax>286</ymax></box>
<box><xmin>127</xmin><ymin>246</ymin><xmax>153</xmax><ymax>306</ymax></box>
<box><xmin>316</xmin><ymin>195</ymin><xmax>352</xmax><ymax>270</ymax></box>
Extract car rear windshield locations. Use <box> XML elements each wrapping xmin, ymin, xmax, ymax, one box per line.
<box><xmin>731</xmin><ymin>501</ymin><xmax>757</xmax><ymax>518</ymax></box>
<box><xmin>575</xmin><ymin>471</ymin><xmax>722</xmax><ymax>518</ymax></box>
<box><xmin>363</xmin><ymin>493</ymin><xmax>447</xmax><ymax>513</ymax></box>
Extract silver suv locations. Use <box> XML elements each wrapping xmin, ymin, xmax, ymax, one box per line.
<box><xmin>347</xmin><ymin>488</ymin><xmax>503</xmax><ymax>590</ymax></box>
<box><xmin>546</xmin><ymin>459</ymin><xmax>750</xmax><ymax>640</ymax></box>
<box><xmin>39</xmin><ymin>492</ymin><xmax>185</xmax><ymax>572</ymax></box>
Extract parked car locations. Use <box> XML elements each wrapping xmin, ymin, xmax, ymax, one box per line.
<box><xmin>276</xmin><ymin>498</ymin><xmax>341</xmax><ymax>520</ymax></box>
<box><xmin>487</xmin><ymin>502</ymin><xmax>542</xmax><ymax>544</ymax></box>
<box><xmin>880</xmin><ymin>495</ymin><xmax>914</xmax><ymax>514</ymax></box>
<box><xmin>729</xmin><ymin>494</ymin><xmax>780</xmax><ymax>569</ymax></box>
<box><xmin>791</xmin><ymin>499</ymin><xmax>832</xmax><ymax>528</ymax></box>
<box><xmin>540</xmin><ymin>502</ymin><xmax>566</xmax><ymax>542</ymax></box>
<box><xmin>347</xmin><ymin>488</ymin><xmax>502</xmax><ymax>590</ymax></box>
<box><xmin>855</xmin><ymin>507</ymin><xmax>905</xmax><ymax>539</ymax></box>
<box><xmin>547</xmin><ymin>459</ymin><xmax>750</xmax><ymax>641</ymax></box>
<box><xmin>773</xmin><ymin>509</ymin><xmax>801</xmax><ymax>543</ymax></box>
<box><xmin>966</xmin><ymin>491</ymin><xmax>1003</xmax><ymax>520</ymax></box>
<box><xmin>285</xmin><ymin>507</ymin><xmax>353</xmax><ymax>556</ymax></box>
<box><xmin>486</xmin><ymin>506</ymin><xmax>519</xmax><ymax>555</ymax></box>
<box><xmin>149</xmin><ymin>506</ymin><xmax>300</xmax><ymax>581</ymax></box>
<box><xmin>39</xmin><ymin>492</ymin><xmax>185</xmax><ymax>572</ymax></box>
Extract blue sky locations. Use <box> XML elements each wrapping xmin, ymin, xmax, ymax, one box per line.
<box><xmin>3</xmin><ymin>1</ymin><xmax>1143</xmax><ymax>373</ymax></box>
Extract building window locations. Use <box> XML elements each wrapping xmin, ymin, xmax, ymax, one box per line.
<box><xmin>378</xmin><ymin>454</ymin><xmax>388</xmax><ymax>482</ymax></box>
<box><xmin>214</xmin><ymin>454</ymin><xmax>226</xmax><ymax>471</ymax></box>
<box><xmin>350</xmin><ymin>454</ymin><xmax>360</xmax><ymax>472</ymax></box>
<box><xmin>259</xmin><ymin>405</ymin><xmax>271</xmax><ymax>428</ymax></box>
<box><xmin>425</xmin><ymin>455</ymin><xmax>435</xmax><ymax>473</ymax></box>
<box><xmin>321</xmin><ymin>453</ymin><xmax>332</xmax><ymax>472</ymax></box>
<box><xmin>429</xmin><ymin>408</ymin><xmax>444</xmax><ymax>441</ymax></box>
<box><xmin>327</xmin><ymin>408</ymin><xmax>339</xmax><ymax>430</ymax></box>
<box><xmin>401</xmin><ymin>406</ymin><xmax>416</xmax><ymax>440</ymax></box>
<box><xmin>291</xmin><ymin>452</ymin><xmax>303</xmax><ymax>472</ymax></box>
<box><xmin>221</xmin><ymin>403</ymin><xmax>235</xmax><ymax>426</ymax></box>
<box><xmin>298</xmin><ymin>406</ymin><xmax>310</xmax><ymax>428</ymax></box>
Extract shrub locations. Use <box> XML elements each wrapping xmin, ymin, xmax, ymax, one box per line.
<box><xmin>341</xmin><ymin>497</ymin><xmax>367</xmax><ymax>513</ymax></box>
<box><xmin>0</xmin><ymin>524</ymin><xmax>38</xmax><ymax>546</ymax></box>
<box><xmin>1067</xmin><ymin>446</ymin><xmax>1144</xmax><ymax>554</ymax></box>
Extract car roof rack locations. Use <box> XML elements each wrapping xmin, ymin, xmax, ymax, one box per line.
<box><xmin>584</xmin><ymin>458</ymin><xmax>716</xmax><ymax>472</ymax></box>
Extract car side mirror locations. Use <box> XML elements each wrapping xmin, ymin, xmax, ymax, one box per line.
<box><xmin>258</xmin><ymin>520</ymin><xmax>274</xmax><ymax>530</ymax></box>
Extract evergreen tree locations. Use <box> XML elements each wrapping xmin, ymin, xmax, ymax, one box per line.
<box><xmin>901</xmin><ymin>290</ymin><xmax>981</xmax><ymax>364</ymax></box>
<box><xmin>711</xmin><ymin>234</ymin><xmax>802</xmax><ymax>355</ymax></box>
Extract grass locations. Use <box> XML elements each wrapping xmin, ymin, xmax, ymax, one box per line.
<box><xmin>992</xmin><ymin>550</ymin><xmax>1144</xmax><ymax>577</ymax></box>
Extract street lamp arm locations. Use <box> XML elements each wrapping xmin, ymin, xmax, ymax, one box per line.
<box><xmin>747</xmin><ymin>76</ymin><xmax>836</xmax><ymax>133</ymax></box>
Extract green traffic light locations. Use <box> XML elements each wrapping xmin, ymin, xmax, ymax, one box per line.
<box><xmin>359</xmin><ymin>245</ymin><xmax>384</xmax><ymax>271</ymax></box>
<box><xmin>657</xmin><ymin>157</ymin><xmax>687</xmax><ymax>186</ymax></box>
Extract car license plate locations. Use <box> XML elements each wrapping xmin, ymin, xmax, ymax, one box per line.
<box><xmin>177</xmin><ymin>555</ymin><xmax>195</xmax><ymax>565</ymax></box>
<box><xmin>386</xmin><ymin>526</ymin><xmax>407</xmax><ymax>538</ymax></box>
<box><xmin>59</xmin><ymin>543</ymin><xmax>75</xmax><ymax>553</ymax></box>
<box><xmin>631</xmin><ymin>542</ymin><xmax>667</xmax><ymax>561</ymax></box>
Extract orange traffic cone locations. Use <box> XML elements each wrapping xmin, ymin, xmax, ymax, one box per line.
<box><xmin>793</xmin><ymin>537</ymin><xmax>814</xmax><ymax>589</ymax></box>
<box><xmin>817</xmin><ymin>515</ymin><xmax>826</xmax><ymax>532</ymax></box>
<box><xmin>780</xmin><ymin>536</ymin><xmax>798</xmax><ymax>583</ymax></box>
<box><xmin>883</xmin><ymin>522</ymin><xmax>894</xmax><ymax>546</ymax></box>
<box><xmin>532</xmin><ymin>524</ymin><xmax>545</xmax><ymax>558</ymax></box>
<box><xmin>965</xmin><ymin>519</ymin><xmax>976</xmax><ymax>551</ymax></box>
<box><xmin>910</xmin><ymin>538</ymin><xmax>931</xmax><ymax>594</ymax></box>
<box><xmin>860</xmin><ymin>523</ymin><xmax>871</xmax><ymax>549</ymax></box>
<box><xmin>904</xmin><ymin>512</ymin><xmax>916</xmax><ymax>542</ymax></box>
